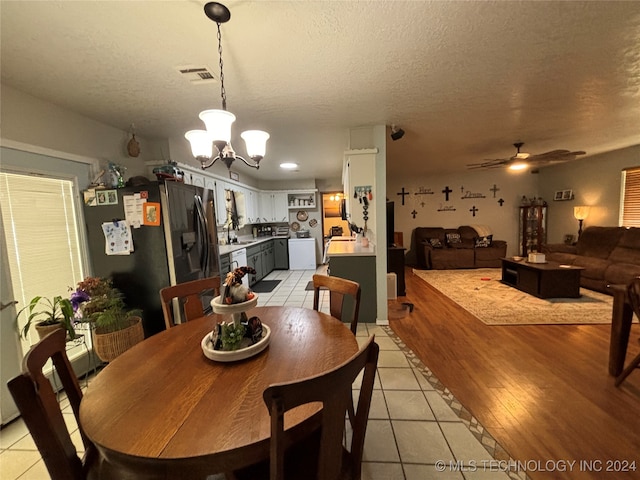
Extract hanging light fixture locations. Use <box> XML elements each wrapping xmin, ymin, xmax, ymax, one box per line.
<box><xmin>185</xmin><ymin>2</ymin><xmax>269</xmax><ymax>170</ymax></box>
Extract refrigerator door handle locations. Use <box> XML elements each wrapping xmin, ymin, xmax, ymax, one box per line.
<box><xmin>194</xmin><ymin>194</ymin><xmax>210</xmax><ymax>275</ymax></box>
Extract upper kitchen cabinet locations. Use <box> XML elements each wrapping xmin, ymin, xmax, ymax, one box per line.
<box><xmin>214</xmin><ymin>180</ymin><xmax>229</xmax><ymax>227</ymax></box>
<box><xmin>243</xmin><ymin>188</ymin><xmax>260</xmax><ymax>224</ymax></box>
<box><xmin>260</xmin><ymin>192</ymin><xmax>288</xmax><ymax>223</ymax></box>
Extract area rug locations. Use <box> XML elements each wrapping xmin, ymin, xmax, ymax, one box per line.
<box><xmin>304</xmin><ymin>281</ymin><xmax>327</xmax><ymax>291</ymax></box>
<box><xmin>251</xmin><ymin>279</ymin><xmax>281</xmax><ymax>293</ymax></box>
<box><xmin>413</xmin><ymin>268</ymin><xmax>614</xmax><ymax>325</ymax></box>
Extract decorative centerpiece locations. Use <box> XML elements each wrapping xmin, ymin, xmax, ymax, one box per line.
<box><xmin>201</xmin><ymin>267</ymin><xmax>271</xmax><ymax>362</ymax></box>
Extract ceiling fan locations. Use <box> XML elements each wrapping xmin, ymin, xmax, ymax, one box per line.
<box><xmin>467</xmin><ymin>142</ymin><xmax>586</xmax><ymax>170</ymax></box>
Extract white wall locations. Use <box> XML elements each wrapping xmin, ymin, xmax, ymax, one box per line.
<box><xmin>0</xmin><ymin>84</ymin><xmax>163</xmax><ymax>180</ymax></box>
<box><xmin>538</xmin><ymin>145</ymin><xmax>640</xmax><ymax>243</ymax></box>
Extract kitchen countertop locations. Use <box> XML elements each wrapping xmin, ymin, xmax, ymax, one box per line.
<box><xmin>218</xmin><ymin>236</ymin><xmax>289</xmax><ymax>256</ymax></box>
<box><xmin>326</xmin><ymin>239</ymin><xmax>375</xmax><ymax>257</ymax></box>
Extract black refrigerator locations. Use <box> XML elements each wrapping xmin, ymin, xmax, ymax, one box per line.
<box><xmin>83</xmin><ymin>181</ymin><xmax>220</xmax><ymax>337</ymax></box>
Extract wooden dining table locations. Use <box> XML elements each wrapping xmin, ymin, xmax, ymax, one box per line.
<box><xmin>79</xmin><ymin>306</ymin><xmax>359</xmax><ymax>478</ymax></box>
<box><xmin>607</xmin><ymin>284</ymin><xmax>635</xmax><ymax>376</ymax></box>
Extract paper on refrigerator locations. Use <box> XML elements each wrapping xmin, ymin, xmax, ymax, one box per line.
<box><xmin>102</xmin><ymin>220</ymin><xmax>134</xmax><ymax>255</ymax></box>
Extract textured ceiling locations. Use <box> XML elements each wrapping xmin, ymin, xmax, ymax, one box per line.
<box><xmin>1</xmin><ymin>1</ymin><xmax>639</xmax><ymax>182</ymax></box>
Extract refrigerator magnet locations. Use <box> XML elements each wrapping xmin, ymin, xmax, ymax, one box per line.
<box><xmin>143</xmin><ymin>202</ymin><xmax>161</xmax><ymax>226</ymax></box>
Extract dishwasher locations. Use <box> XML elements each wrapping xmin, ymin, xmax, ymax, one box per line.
<box><xmin>230</xmin><ymin>248</ymin><xmax>249</xmax><ymax>287</ymax></box>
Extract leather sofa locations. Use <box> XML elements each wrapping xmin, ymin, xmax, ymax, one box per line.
<box><xmin>543</xmin><ymin>226</ymin><xmax>640</xmax><ymax>294</ymax></box>
<box><xmin>413</xmin><ymin>226</ymin><xmax>507</xmax><ymax>269</ymax></box>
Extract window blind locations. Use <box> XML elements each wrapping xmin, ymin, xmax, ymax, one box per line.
<box><xmin>621</xmin><ymin>167</ymin><xmax>640</xmax><ymax>227</ymax></box>
<box><xmin>0</xmin><ymin>172</ymin><xmax>85</xmax><ymax>351</ymax></box>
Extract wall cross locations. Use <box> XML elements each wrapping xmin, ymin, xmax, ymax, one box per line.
<box><xmin>442</xmin><ymin>186</ymin><xmax>452</xmax><ymax>201</ymax></box>
<box><xmin>397</xmin><ymin>187</ymin><xmax>410</xmax><ymax>206</ymax></box>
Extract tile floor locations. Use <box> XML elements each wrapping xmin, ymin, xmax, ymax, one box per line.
<box><xmin>0</xmin><ymin>268</ymin><xmax>525</xmax><ymax>480</ymax></box>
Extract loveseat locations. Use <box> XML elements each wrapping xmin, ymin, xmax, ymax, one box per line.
<box><xmin>413</xmin><ymin>226</ymin><xmax>507</xmax><ymax>269</ymax></box>
<box><xmin>542</xmin><ymin>226</ymin><xmax>640</xmax><ymax>294</ymax></box>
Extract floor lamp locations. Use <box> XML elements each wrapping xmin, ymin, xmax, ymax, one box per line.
<box><xmin>574</xmin><ymin>206</ymin><xmax>590</xmax><ymax>239</ymax></box>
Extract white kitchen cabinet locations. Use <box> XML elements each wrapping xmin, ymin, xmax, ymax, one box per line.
<box><xmin>215</xmin><ymin>180</ymin><xmax>229</xmax><ymax>227</ymax></box>
<box><xmin>259</xmin><ymin>192</ymin><xmax>288</xmax><ymax>222</ymax></box>
<box><xmin>244</xmin><ymin>188</ymin><xmax>260</xmax><ymax>224</ymax></box>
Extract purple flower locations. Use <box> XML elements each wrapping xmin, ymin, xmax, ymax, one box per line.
<box><xmin>70</xmin><ymin>290</ymin><xmax>90</xmax><ymax>312</ymax></box>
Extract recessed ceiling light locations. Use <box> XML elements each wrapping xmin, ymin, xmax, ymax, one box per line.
<box><xmin>280</xmin><ymin>162</ymin><xmax>298</xmax><ymax>170</ymax></box>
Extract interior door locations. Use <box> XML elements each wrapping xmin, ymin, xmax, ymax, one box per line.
<box><xmin>0</xmin><ymin>145</ymin><xmax>94</xmax><ymax>425</ymax></box>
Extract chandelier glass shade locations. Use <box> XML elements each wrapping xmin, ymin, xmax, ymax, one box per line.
<box><xmin>185</xmin><ymin>2</ymin><xmax>269</xmax><ymax>171</ymax></box>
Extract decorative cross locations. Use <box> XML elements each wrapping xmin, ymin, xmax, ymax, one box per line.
<box><xmin>490</xmin><ymin>184</ymin><xmax>500</xmax><ymax>198</ymax></box>
<box><xmin>470</xmin><ymin>205</ymin><xmax>478</xmax><ymax>217</ymax></box>
<box><xmin>420</xmin><ymin>201</ymin><xmax>425</xmax><ymax>207</ymax></box>
<box><xmin>411</xmin><ymin>209</ymin><xmax>417</xmax><ymax>218</ymax></box>
<box><xmin>460</xmin><ymin>185</ymin><xmax>465</xmax><ymax>193</ymax></box>
<box><xmin>442</xmin><ymin>186</ymin><xmax>452</xmax><ymax>201</ymax></box>
<box><xmin>397</xmin><ymin>187</ymin><xmax>410</xmax><ymax>206</ymax></box>
<box><xmin>498</xmin><ymin>198</ymin><xmax>505</xmax><ymax>206</ymax></box>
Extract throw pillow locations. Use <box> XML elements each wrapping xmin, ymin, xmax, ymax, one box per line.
<box><xmin>445</xmin><ymin>232</ymin><xmax>462</xmax><ymax>245</ymax></box>
<box><xmin>428</xmin><ymin>238</ymin><xmax>443</xmax><ymax>248</ymax></box>
<box><xmin>475</xmin><ymin>235</ymin><xmax>493</xmax><ymax>248</ymax></box>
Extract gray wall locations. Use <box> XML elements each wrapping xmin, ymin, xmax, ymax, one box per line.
<box><xmin>538</xmin><ymin>145</ymin><xmax>640</xmax><ymax>243</ymax></box>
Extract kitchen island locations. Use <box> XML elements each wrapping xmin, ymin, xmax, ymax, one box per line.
<box><xmin>326</xmin><ymin>238</ymin><xmax>376</xmax><ymax>323</ymax></box>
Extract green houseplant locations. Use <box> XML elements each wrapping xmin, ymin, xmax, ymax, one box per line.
<box><xmin>15</xmin><ymin>295</ymin><xmax>77</xmax><ymax>341</ymax></box>
<box><xmin>72</xmin><ymin>276</ymin><xmax>144</xmax><ymax>362</ymax></box>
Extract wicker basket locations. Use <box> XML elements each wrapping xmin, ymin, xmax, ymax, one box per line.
<box><xmin>92</xmin><ymin>316</ymin><xmax>144</xmax><ymax>363</ymax></box>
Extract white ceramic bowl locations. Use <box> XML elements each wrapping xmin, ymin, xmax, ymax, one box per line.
<box><xmin>511</xmin><ymin>256</ymin><xmax>524</xmax><ymax>261</ymax></box>
<box><xmin>210</xmin><ymin>294</ymin><xmax>258</xmax><ymax>314</ymax></box>
<box><xmin>201</xmin><ymin>324</ymin><xmax>271</xmax><ymax>362</ymax></box>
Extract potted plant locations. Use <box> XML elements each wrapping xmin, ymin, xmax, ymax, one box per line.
<box><xmin>71</xmin><ymin>276</ymin><xmax>144</xmax><ymax>362</ymax></box>
<box><xmin>15</xmin><ymin>295</ymin><xmax>77</xmax><ymax>341</ymax></box>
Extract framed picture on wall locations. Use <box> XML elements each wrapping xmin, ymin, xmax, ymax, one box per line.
<box><xmin>562</xmin><ymin>189</ymin><xmax>573</xmax><ymax>200</ymax></box>
<box><xmin>554</xmin><ymin>191</ymin><xmax>564</xmax><ymax>201</ymax></box>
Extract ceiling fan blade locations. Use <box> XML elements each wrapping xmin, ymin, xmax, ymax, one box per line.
<box><xmin>529</xmin><ymin>150</ymin><xmax>587</xmax><ymax>162</ymax></box>
<box><xmin>467</xmin><ymin>159</ymin><xmax>508</xmax><ymax>169</ymax></box>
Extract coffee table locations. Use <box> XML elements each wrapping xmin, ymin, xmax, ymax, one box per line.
<box><xmin>501</xmin><ymin>258</ymin><xmax>585</xmax><ymax>298</ymax></box>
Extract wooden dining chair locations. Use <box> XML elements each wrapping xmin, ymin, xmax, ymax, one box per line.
<box><xmin>160</xmin><ymin>276</ymin><xmax>221</xmax><ymax>328</ymax></box>
<box><xmin>7</xmin><ymin>328</ymin><xmax>114</xmax><ymax>480</ymax></box>
<box><xmin>312</xmin><ymin>274</ymin><xmax>361</xmax><ymax>334</ymax></box>
<box><xmin>231</xmin><ymin>335</ymin><xmax>379</xmax><ymax>480</ymax></box>
<box><xmin>615</xmin><ymin>277</ymin><xmax>640</xmax><ymax>386</ymax></box>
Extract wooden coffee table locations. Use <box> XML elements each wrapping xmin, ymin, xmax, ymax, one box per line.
<box><xmin>501</xmin><ymin>258</ymin><xmax>585</xmax><ymax>298</ymax></box>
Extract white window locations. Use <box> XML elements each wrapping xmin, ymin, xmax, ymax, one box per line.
<box><xmin>620</xmin><ymin>167</ymin><xmax>640</xmax><ymax>227</ymax></box>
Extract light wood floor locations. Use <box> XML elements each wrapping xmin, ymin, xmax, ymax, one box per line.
<box><xmin>391</xmin><ymin>267</ymin><xmax>640</xmax><ymax>480</ymax></box>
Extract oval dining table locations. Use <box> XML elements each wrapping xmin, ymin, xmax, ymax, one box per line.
<box><xmin>79</xmin><ymin>306</ymin><xmax>359</xmax><ymax>478</ymax></box>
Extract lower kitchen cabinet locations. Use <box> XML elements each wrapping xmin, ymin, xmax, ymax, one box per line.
<box><xmin>273</xmin><ymin>238</ymin><xmax>289</xmax><ymax>269</ymax></box>
<box><xmin>328</xmin><ymin>255</ymin><xmax>376</xmax><ymax>323</ymax></box>
<box><xmin>246</xmin><ymin>244</ymin><xmax>263</xmax><ymax>286</ymax></box>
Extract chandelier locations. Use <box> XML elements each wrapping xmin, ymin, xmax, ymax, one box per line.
<box><xmin>185</xmin><ymin>2</ymin><xmax>269</xmax><ymax>170</ymax></box>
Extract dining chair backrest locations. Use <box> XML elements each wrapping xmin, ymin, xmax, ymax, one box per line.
<box><xmin>7</xmin><ymin>328</ymin><xmax>97</xmax><ymax>480</ymax></box>
<box><xmin>264</xmin><ymin>335</ymin><xmax>379</xmax><ymax>480</ymax></box>
<box><xmin>160</xmin><ymin>276</ymin><xmax>221</xmax><ymax>328</ymax></box>
<box><xmin>312</xmin><ymin>274</ymin><xmax>361</xmax><ymax>334</ymax></box>
<box><xmin>616</xmin><ymin>277</ymin><xmax>640</xmax><ymax>386</ymax></box>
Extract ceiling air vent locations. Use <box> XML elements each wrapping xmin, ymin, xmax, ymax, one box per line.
<box><xmin>176</xmin><ymin>65</ymin><xmax>217</xmax><ymax>84</ymax></box>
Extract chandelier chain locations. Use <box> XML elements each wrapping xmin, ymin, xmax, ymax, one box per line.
<box><xmin>217</xmin><ymin>22</ymin><xmax>227</xmax><ymax>111</ymax></box>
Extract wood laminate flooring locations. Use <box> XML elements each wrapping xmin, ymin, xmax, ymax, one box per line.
<box><xmin>391</xmin><ymin>267</ymin><xmax>640</xmax><ymax>480</ymax></box>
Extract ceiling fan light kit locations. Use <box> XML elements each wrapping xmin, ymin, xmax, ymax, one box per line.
<box><xmin>467</xmin><ymin>141</ymin><xmax>586</xmax><ymax>171</ymax></box>
<box><xmin>185</xmin><ymin>2</ymin><xmax>269</xmax><ymax>171</ymax></box>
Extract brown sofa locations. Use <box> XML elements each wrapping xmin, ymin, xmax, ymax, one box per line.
<box><xmin>413</xmin><ymin>226</ymin><xmax>507</xmax><ymax>269</ymax></box>
<box><xmin>542</xmin><ymin>226</ymin><xmax>640</xmax><ymax>294</ymax></box>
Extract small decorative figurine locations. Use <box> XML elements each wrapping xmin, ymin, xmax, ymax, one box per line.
<box><xmin>222</xmin><ymin>266</ymin><xmax>256</xmax><ymax>304</ymax></box>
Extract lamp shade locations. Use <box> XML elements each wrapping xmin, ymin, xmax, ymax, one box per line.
<box><xmin>199</xmin><ymin>109</ymin><xmax>236</xmax><ymax>143</ymax></box>
<box><xmin>573</xmin><ymin>206</ymin><xmax>590</xmax><ymax>220</ymax></box>
<box><xmin>185</xmin><ymin>130</ymin><xmax>213</xmax><ymax>158</ymax></box>
<box><xmin>241</xmin><ymin>130</ymin><xmax>270</xmax><ymax>159</ymax></box>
